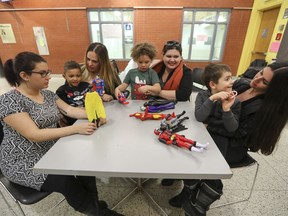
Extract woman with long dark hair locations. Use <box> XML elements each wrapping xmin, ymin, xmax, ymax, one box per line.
<box><xmin>82</xmin><ymin>42</ymin><xmax>121</xmax><ymax>102</ymax></box>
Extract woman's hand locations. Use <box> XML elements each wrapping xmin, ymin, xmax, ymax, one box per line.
<box><xmin>74</xmin><ymin>122</ymin><xmax>97</xmax><ymax>135</ymax></box>
<box><xmin>102</xmin><ymin>94</ymin><xmax>113</xmax><ymax>102</ymax></box>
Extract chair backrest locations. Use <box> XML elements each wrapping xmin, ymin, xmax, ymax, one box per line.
<box><xmin>192</xmin><ymin>68</ymin><xmax>207</xmax><ymax>91</ymax></box>
<box><xmin>111</xmin><ymin>59</ymin><xmax>120</xmax><ymax>74</ymax></box>
<box><xmin>192</xmin><ymin>68</ymin><xmax>205</xmax><ymax>85</ymax></box>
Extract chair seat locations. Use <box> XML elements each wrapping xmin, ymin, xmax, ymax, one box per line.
<box><xmin>228</xmin><ymin>154</ymin><xmax>257</xmax><ymax>168</ymax></box>
<box><xmin>0</xmin><ymin>174</ymin><xmax>51</xmax><ymax>205</ymax></box>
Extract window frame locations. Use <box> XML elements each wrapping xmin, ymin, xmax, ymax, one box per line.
<box><xmin>87</xmin><ymin>9</ymin><xmax>134</xmax><ymax>59</ymax></box>
<box><xmin>181</xmin><ymin>9</ymin><xmax>231</xmax><ymax>62</ymax></box>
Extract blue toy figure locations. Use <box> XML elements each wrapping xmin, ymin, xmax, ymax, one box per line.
<box><xmin>92</xmin><ymin>76</ymin><xmax>105</xmax><ymax>96</ymax></box>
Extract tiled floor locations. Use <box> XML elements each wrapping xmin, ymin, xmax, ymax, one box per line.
<box><xmin>1</xmin><ymin>76</ymin><xmax>288</xmax><ymax>216</ymax></box>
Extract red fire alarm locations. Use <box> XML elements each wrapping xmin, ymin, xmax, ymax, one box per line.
<box><xmin>276</xmin><ymin>33</ymin><xmax>282</xmax><ymax>40</ymax></box>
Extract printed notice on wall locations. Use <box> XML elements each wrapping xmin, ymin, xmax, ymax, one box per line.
<box><xmin>33</xmin><ymin>27</ymin><xmax>50</xmax><ymax>55</ymax></box>
<box><xmin>269</xmin><ymin>41</ymin><xmax>280</xmax><ymax>53</ymax></box>
<box><xmin>0</xmin><ymin>24</ymin><xmax>16</xmax><ymax>43</ymax></box>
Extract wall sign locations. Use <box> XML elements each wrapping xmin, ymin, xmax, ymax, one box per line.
<box><xmin>33</xmin><ymin>27</ymin><xmax>50</xmax><ymax>55</ymax></box>
<box><xmin>0</xmin><ymin>24</ymin><xmax>16</xmax><ymax>43</ymax></box>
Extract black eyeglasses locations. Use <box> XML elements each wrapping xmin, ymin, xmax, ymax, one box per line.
<box><xmin>30</xmin><ymin>70</ymin><xmax>52</xmax><ymax>77</ymax></box>
<box><xmin>165</xmin><ymin>41</ymin><xmax>181</xmax><ymax>48</ymax></box>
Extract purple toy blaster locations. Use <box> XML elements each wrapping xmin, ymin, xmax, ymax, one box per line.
<box><xmin>141</xmin><ymin>100</ymin><xmax>177</xmax><ymax>113</ymax></box>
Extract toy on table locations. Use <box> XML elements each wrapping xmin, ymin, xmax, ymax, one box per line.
<box><xmin>140</xmin><ymin>100</ymin><xmax>177</xmax><ymax>113</ymax></box>
<box><xmin>129</xmin><ymin>106</ymin><xmax>176</xmax><ymax>121</ymax></box>
<box><xmin>85</xmin><ymin>91</ymin><xmax>106</xmax><ymax>126</ymax></box>
<box><xmin>118</xmin><ymin>92</ymin><xmax>129</xmax><ymax>105</ymax></box>
<box><xmin>156</xmin><ymin>130</ymin><xmax>209</xmax><ymax>153</ymax></box>
<box><xmin>154</xmin><ymin>110</ymin><xmax>189</xmax><ymax>134</ymax></box>
<box><xmin>92</xmin><ymin>76</ymin><xmax>105</xmax><ymax>96</ymax></box>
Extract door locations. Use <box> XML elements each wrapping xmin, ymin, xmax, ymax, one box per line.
<box><xmin>251</xmin><ymin>7</ymin><xmax>280</xmax><ymax>62</ymax></box>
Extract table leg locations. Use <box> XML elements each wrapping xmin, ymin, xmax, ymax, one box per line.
<box><xmin>111</xmin><ymin>178</ymin><xmax>169</xmax><ymax>216</ymax></box>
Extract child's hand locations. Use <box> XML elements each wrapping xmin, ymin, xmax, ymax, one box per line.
<box><xmin>99</xmin><ymin>117</ymin><xmax>107</xmax><ymax>126</ymax></box>
<box><xmin>114</xmin><ymin>88</ymin><xmax>121</xmax><ymax>100</ymax></box>
<box><xmin>138</xmin><ymin>85</ymin><xmax>150</xmax><ymax>94</ymax></box>
<box><xmin>210</xmin><ymin>91</ymin><xmax>230</xmax><ymax>101</ymax></box>
<box><xmin>221</xmin><ymin>92</ymin><xmax>236</xmax><ymax>112</ymax></box>
<box><xmin>102</xmin><ymin>94</ymin><xmax>113</xmax><ymax>102</ymax></box>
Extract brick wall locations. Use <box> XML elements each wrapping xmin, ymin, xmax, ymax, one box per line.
<box><xmin>0</xmin><ymin>0</ymin><xmax>253</xmax><ymax>75</ymax></box>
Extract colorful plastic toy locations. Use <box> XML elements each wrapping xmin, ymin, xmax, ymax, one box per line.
<box><xmin>157</xmin><ymin>130</ymin><xmax>209</xmax><ymax>153</ymax></box>
<box><xmin>130</xmin><ymin>106</ymin><xmax>176</xmax><ymax>121</ymax></box>
<box><xmin>154</xmin><ymin>110</ymin><xmax>189</xmax><ymax>134</ymax></box>
<box><xmin>85</xmin><ymin>91</ymin><xmax>106</xmax><ymax>126</ymax></box>
<box><xmin>92</xmin><ymin>76</ymin><xmax>105</xmax><ymax>96</ymax></box>
<box><xmin>140</xmin><ymin>100</ymin><xmax>177</xmax><ymax>113</ymax></box>
<box><xmin>118</xmin><ymin>93</ymin><xmax>129</xmax><ymax>105</ymax></box>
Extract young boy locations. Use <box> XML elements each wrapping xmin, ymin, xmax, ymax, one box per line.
<box><xmin>194</xmin><ymin>63</ymin><xmax>241</xmax><ymax>146</ymax></box>
<box><xmin>56</xmin><ymin>60</ymin><xmax>90</xmax><ymax>125</ymax></box>
<box><xmin>170</xmin><ymin>64</ymin><xmax>241</xmax><ymax>216</ymax></box>
<box><xmin>114</xmin><ymin>42</ymin><xmax>161</xmax><ymax>100</ymax></box>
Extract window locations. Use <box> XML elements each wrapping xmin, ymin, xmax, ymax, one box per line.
<box><xmin>88</xmin><ymin>9</ymin><xmax>134</xmax><ymax>59</ymax></box>
<box><xmin>181</xmin><ymin>9</ymin><xmax>230</xmax><ymax>61</ymax></box>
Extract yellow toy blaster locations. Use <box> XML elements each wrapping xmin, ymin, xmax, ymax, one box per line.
<box><xmin>85</xmin><ymin>92</ymin><xmax>106</xmax><ymax>126</ymax></box>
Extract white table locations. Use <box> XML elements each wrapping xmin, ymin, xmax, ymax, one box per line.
<box><xmin>34</xmin><ymin>100</ymin><xmax>232</xmax><ymax>215</ymax></box>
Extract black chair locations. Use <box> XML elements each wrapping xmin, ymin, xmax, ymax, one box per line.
<box><xmin>111</xmin><ymin>59</ymin><xmax>120</xmax><ymax>74</ymax></box>
<box><xmin>0</xmin><ymin>123</ymin><xmax>65</xmax><ymax>215</ymax></box>
<box><xmin>192</xmin><ymin>68</ymin><xmax>207</xmax><ymax>92</ymax></box>
<box><xmin>240</xmin><ymin>59</ymin><xmax>267</xmax><ymax>79</ymax></box>
<box><xmin>212</xmin><ymin>153</ymin><xmax>259</xmax><ymax>208</ymax></box>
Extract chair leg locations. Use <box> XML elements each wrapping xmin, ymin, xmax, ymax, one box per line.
<box><xmin>211</xmin><ymin>161</ymin><xmax>259</xmax><ymax>209</ymax></box>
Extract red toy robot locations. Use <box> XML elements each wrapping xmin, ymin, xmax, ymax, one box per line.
<box><xmin>156</xmin><ymin>130</ymin><xmax>209</xmax><ymax>152</ymax></box>
<box><xmin>130</xmin><ymin>106</ymin><xmax>176</xmax><ymax>121</ymax></box>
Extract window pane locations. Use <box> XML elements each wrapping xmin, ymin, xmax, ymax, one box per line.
<box><xmin>195</xmin><ymin>11</ymin><xmax>217</xmax><ymax>22</ymax></box>
<box><xmin>89</xmin><ymin>11</ymin><xmax>99</xmax><ymax>22</ymax></box>
<box><xmin>181</xmin><ymin>24</ymin><xmax>192</xmax><ymax>59</ymax></box>
<box><xmin>101</xmin><ymin>11</ymin><xmax>122</xmax><ymax>22</ymax></box>
<box><xmin>183</xmin><ymin>11</ymin><xmax>193</xmax><ymax>22</ymax></box>
<box><xmin>102</xmin><ymin>24</ymin><xmax>123</xmax><ymax>58</ymax></box>
<box><xmin>213</xmin><ymin>24</ymin><xmax>227</xmax><ymax>60</ymax></box>
<box><xmin>91</xmin><ymin>24</ymin><xmax>100</xmax><ymax>42</ymax></box>
<box><xmin>191</xmin><ymin>24</ymin><xmax>215</xmax><ymax>60</ymax></box>
<box><xmin>218</xmin><ymin>12</ymin><xmax>228</xmax><ymax>22</ymax></box>
<box><xmin>123</xmin><ymin>11</ymin><xmax>133</xmax><ymax>22</ymax></box>
<box><xmin>124</xmin><ymin>23</ymin><xmax>133</xmax><ymax>59</ymax></box>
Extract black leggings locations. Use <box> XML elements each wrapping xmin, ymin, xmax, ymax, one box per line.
<box><xmin>184</xmin><ymin>179</ymin><xmax>223</xmax><ymax>193</ymax></box>
<box><xmin>41</xmin><ymin>175</ymin><xmax>98</xmax><ymax>213</ymax></box>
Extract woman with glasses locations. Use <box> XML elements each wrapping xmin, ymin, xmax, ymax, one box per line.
<box><xmin>0</xmin><ymin>52</ymin><xmax>124</xmax><ymax>216</ymax></box>
<box><xmin>151</xmin><ymin>40</ymin><xmax>193</xmax><ymax>101</ymax></box>
<box><xmin>82</xmin><ymin>42</ymin><xmax>122</xmax><ymax>102</ymax></box>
